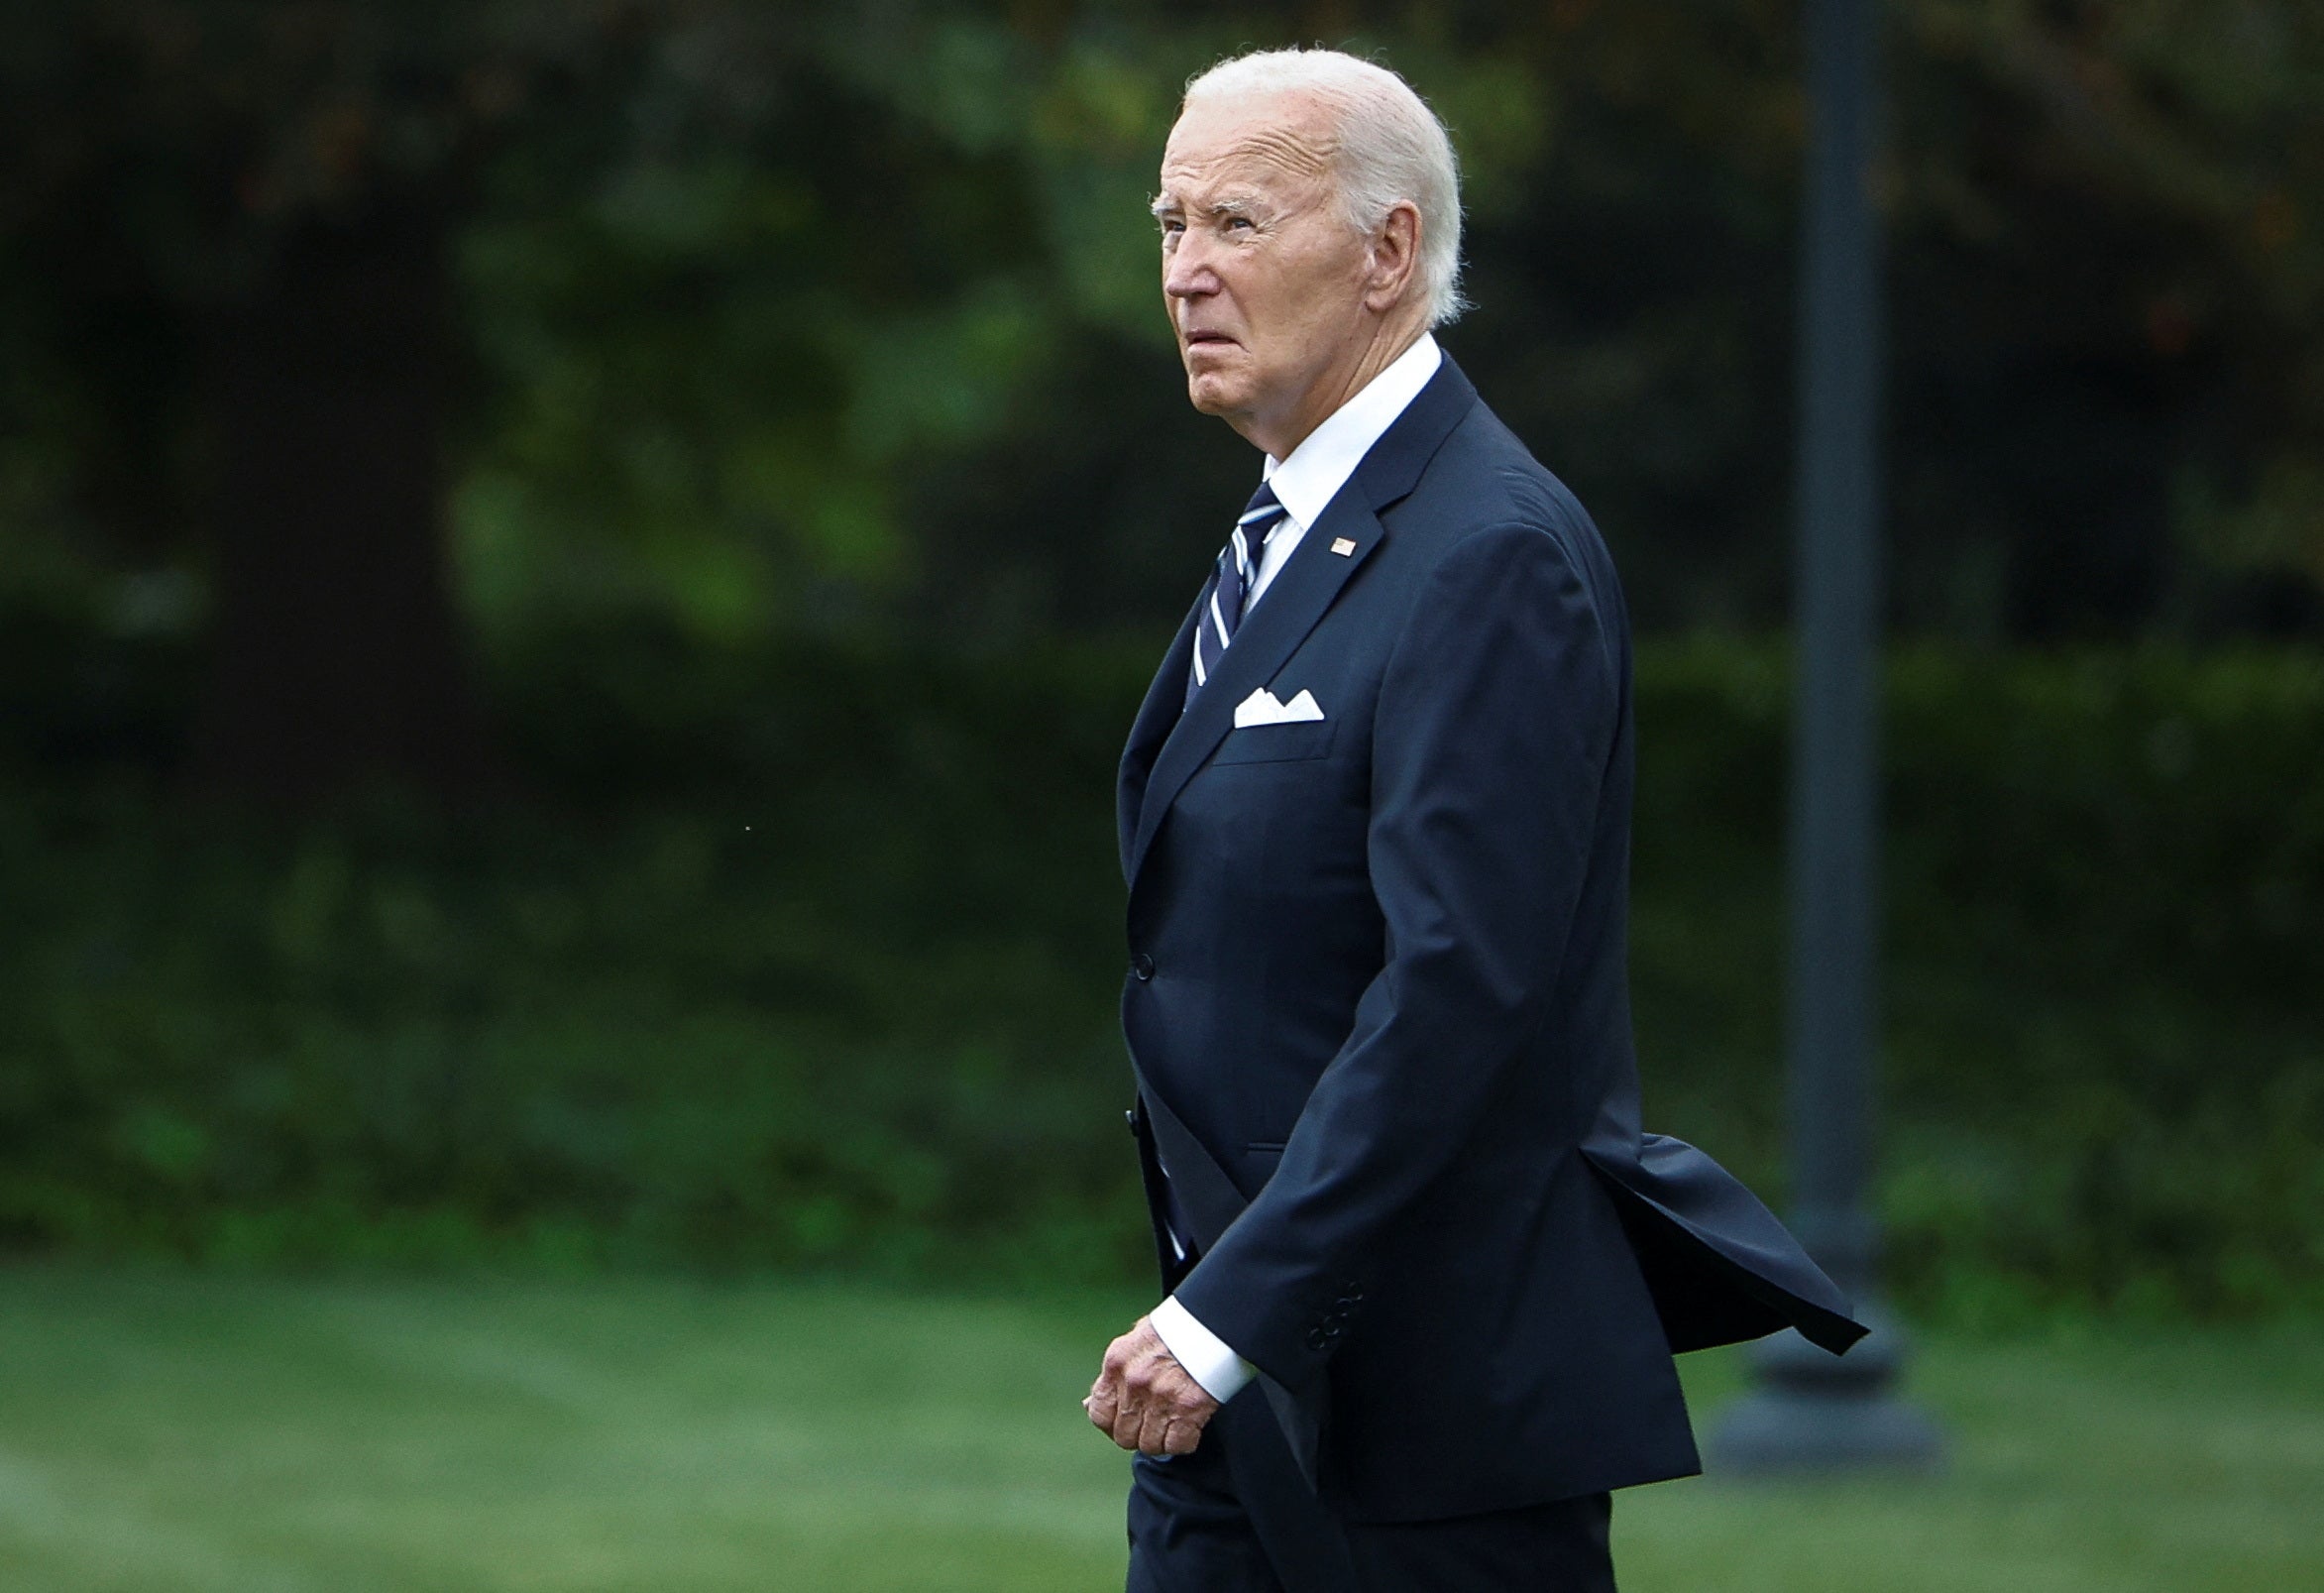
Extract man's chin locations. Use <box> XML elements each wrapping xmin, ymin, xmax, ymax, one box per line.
<box><xmin>1184</xmin><ymin>372</ymin><xmax>1248</xmax><ymax>418</ymax></box>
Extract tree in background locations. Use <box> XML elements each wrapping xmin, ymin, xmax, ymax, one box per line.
<box><xmin>0</xmin><ymin>1</ymin><xmax>1178</xmax><ymax>802</ymax></box>
<box><xmin>1887</xmin><ymin>0</ymin><xmax>2324</xmax><ymax>634</ymax></box>
<box><xmin>0</xmin><ymin>0</ymin><xmax>2318</xmax><ymax>805</ymax></box>
<box><xmin>0</xmin><ymin>2</ymin><xmax>581</xmax><ymax>802</ymax></box>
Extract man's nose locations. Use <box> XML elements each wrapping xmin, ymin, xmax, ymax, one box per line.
<box><xmin>1163</xmin><ymin>239</ymin><xmax>1218</xmax><ymax>299</ymax></box>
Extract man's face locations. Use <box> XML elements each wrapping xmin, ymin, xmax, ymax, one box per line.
<box><xmin>1155</xmin><ymin>92</ymin><xmax>1375</xmax><ymax>443</ymax></box>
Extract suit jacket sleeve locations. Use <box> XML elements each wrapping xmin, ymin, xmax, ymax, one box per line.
<box><xmin>1170</xmin><ymin>519</ymin><xmax>1619</xmax><ymax>1392</ymax></box>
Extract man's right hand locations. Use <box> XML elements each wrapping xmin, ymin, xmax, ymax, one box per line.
<box><xmin>1083</xmin><ymin>1314</ymin><xmax>1221</xmax><ymax>1456</ymax></box>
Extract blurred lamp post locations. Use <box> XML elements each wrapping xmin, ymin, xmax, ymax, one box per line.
<box><xmin>1710</xmin><ymin>0</ymin><xmax>1944</xmax><ymax>1474</ymax></box>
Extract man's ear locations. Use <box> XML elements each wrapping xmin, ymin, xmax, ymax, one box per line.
<box><xmin>1364</xmin><ymin>202</ymin><xmax>1422</xmax><ymax>313</ymax></box>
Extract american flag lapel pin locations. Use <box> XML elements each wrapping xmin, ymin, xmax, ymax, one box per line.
<box><xmin>1330</xmin><ymin>536</ymin><xmax>1357</xmax><ymax>556</ymax></box>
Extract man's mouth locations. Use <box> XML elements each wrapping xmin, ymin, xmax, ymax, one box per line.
<box><xmin>1182</xmin><ymin>329</ymin><xmax>1237</xmax><ymax>348</ymax></box>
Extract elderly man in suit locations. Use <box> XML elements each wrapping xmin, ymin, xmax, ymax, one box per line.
<box><xmin>1084</xmin><ymin>48</ymin><xmax>1863</xmax><ymax>1592</ymax></box>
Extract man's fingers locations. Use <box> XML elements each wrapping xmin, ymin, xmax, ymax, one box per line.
<box><xmin>1109</xmin><ymin>1363</ymin><xmax>1146</xmax><ymax>1447</ymax></box>
<box><xmin>1111</xmin><ymin>1399</ymin><xmax>1144</xmax><ymax>1449</ymax></box>
<box><xmin>1121</xmin><ymin>1368</ymin><xmax>1217</xmax><ymax>1455</ymax></box>
<box><xmin>1139</xmin><ymin>1395</ymin><xmax>1212</xmax><ymax>1457</ymax></box>
<box><xmin>1085</xmin><ymin>1353</ymin><xmax>1124</xmax><ymax>1426</ymax></box>
<box><xmin>1134</xmin><ymin>1394</ymin><xmax>1176</xmax><ymax>1455</ymax></box>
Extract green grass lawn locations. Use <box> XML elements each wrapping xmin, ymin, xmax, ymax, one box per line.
<box><xmin>0</xmin><ymin>1269</ymin><xmax>2317</xmax><ymax>1592</ymax></box>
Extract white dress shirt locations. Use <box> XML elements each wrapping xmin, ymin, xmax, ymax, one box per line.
<box><xmin>1150</xmin><ymin>332</ymin><xmax>1444</xmax><ymax>1405</ymax></box>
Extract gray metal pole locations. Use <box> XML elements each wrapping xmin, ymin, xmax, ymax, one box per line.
<box><xmin>1710</xmin><ymin>0</ymin><xmax>1943</xmax><ymax>1474</ymax></box>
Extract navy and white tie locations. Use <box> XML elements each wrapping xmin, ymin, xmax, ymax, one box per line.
<box><xmin>1186</xmin><ymin>482</ymin><xmax>1289</xmax><ymax>707</ymax></box>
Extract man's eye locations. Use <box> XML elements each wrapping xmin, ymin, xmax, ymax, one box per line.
<box><xmin>1225</xmin><ymin>216</ymin><xmax>1253</xmax><ymax>231</ymax></box>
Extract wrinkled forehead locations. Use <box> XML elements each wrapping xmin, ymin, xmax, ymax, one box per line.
<box><xmin>1158</xmin><ymin>90</ymin><xmax>1341</xmax><ymax>205</ymax></box>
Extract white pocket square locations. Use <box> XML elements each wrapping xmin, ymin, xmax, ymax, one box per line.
<box><xmin>1233</xmin><ymin>687</ymin><xmax>1325</xmax><ymax>728</ymax></box>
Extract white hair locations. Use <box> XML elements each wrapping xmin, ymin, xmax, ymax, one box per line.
<box><xmin>1182</xmin><ymin>48</ymin><xmax>1468</xmax><ymax>327</ymax></box>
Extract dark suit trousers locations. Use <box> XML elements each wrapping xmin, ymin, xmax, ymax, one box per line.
<box><xmin>1126</xmin><ymin>1390</ymin><xmax>1616</xmax><ymax>1593</ymax></box>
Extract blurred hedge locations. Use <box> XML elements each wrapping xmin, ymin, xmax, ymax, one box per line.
<box><xmin>1</xmin><ymin>622</ymin><xmax>2318</xmax><ymax>1321</ymax></box>
<box><xmin>1624</xmin><ymin>641</ymin><xmax>2323</xmax><ymax>1324</ymax></box>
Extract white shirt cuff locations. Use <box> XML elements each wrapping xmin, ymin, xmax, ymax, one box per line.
<box><xmin>1150</xmin><ymin>1295</ymin><xmax>1257</xmax><ymax>1404</ymax></box>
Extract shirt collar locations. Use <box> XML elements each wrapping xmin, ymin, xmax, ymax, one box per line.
<box><xmin>1261</xmin><ymin>332</ymin><xmax>1443</xmax><ymax>528</ymax></box>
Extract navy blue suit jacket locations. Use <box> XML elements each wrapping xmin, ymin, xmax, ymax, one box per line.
<box><xmin>1117</xmin><ymin>353</ymin><xmax>1864</xmax><ymax>1524</ymax></box>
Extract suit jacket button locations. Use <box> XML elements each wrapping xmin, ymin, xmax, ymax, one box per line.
<box><xmin>1306</xmin><ymin>1327</ymin><xmax>1329</xmax><ymax>1350</ymax></box>
<box><xmin>1131</xmin><ymin>954</ymin><xmax>1156</xmax><ymax>981</ymax></box>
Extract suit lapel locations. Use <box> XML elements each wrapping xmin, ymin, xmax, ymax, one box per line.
<box><xmin>1120</xmin><ymin>352</ymin><xmax>1483</xmax><ymax>892</ymax></box>
<box><xmin>1126</xmin><ymin>498</ymin><xmax>1383</xmax><ymax>885</ymax></box>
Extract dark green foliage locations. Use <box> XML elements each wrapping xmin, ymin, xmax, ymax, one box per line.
<box><xmin>2</xmin><ymin>624</ymin><xmax>2317</xmax><ymax>1319</ymax></box>
<box><xmin>1625</xmin><ymin>642</ymin><xmax>2324</xmax><ymax>1322</ymax></box>
<box><xmin>7</xmin><ymin>2</ymin><xmax>2323</xmax><ymax>651</ymax></box>
<box><xmin>0</xmin><ymin>626</ymin><xmax>1155</xmax><ymax>1282</ymax></box>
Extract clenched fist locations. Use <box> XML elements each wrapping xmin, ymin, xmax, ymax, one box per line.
<box><xmin>1084</xmin><ymin>1315</ymin><xmax>1220</xmax><ymax>1456</ymax></box>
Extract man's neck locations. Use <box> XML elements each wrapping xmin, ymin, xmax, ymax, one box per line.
<box><xmin>1237</xmin><ymin>317</ymin><xmax>1429</xmax><ymax>461</ymax></box>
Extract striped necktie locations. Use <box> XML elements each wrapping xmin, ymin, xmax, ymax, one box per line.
<box><xmin>1186</xmin><ymin>482</ymin><xmax>1289</xmax><ymax>707</ymax></box>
